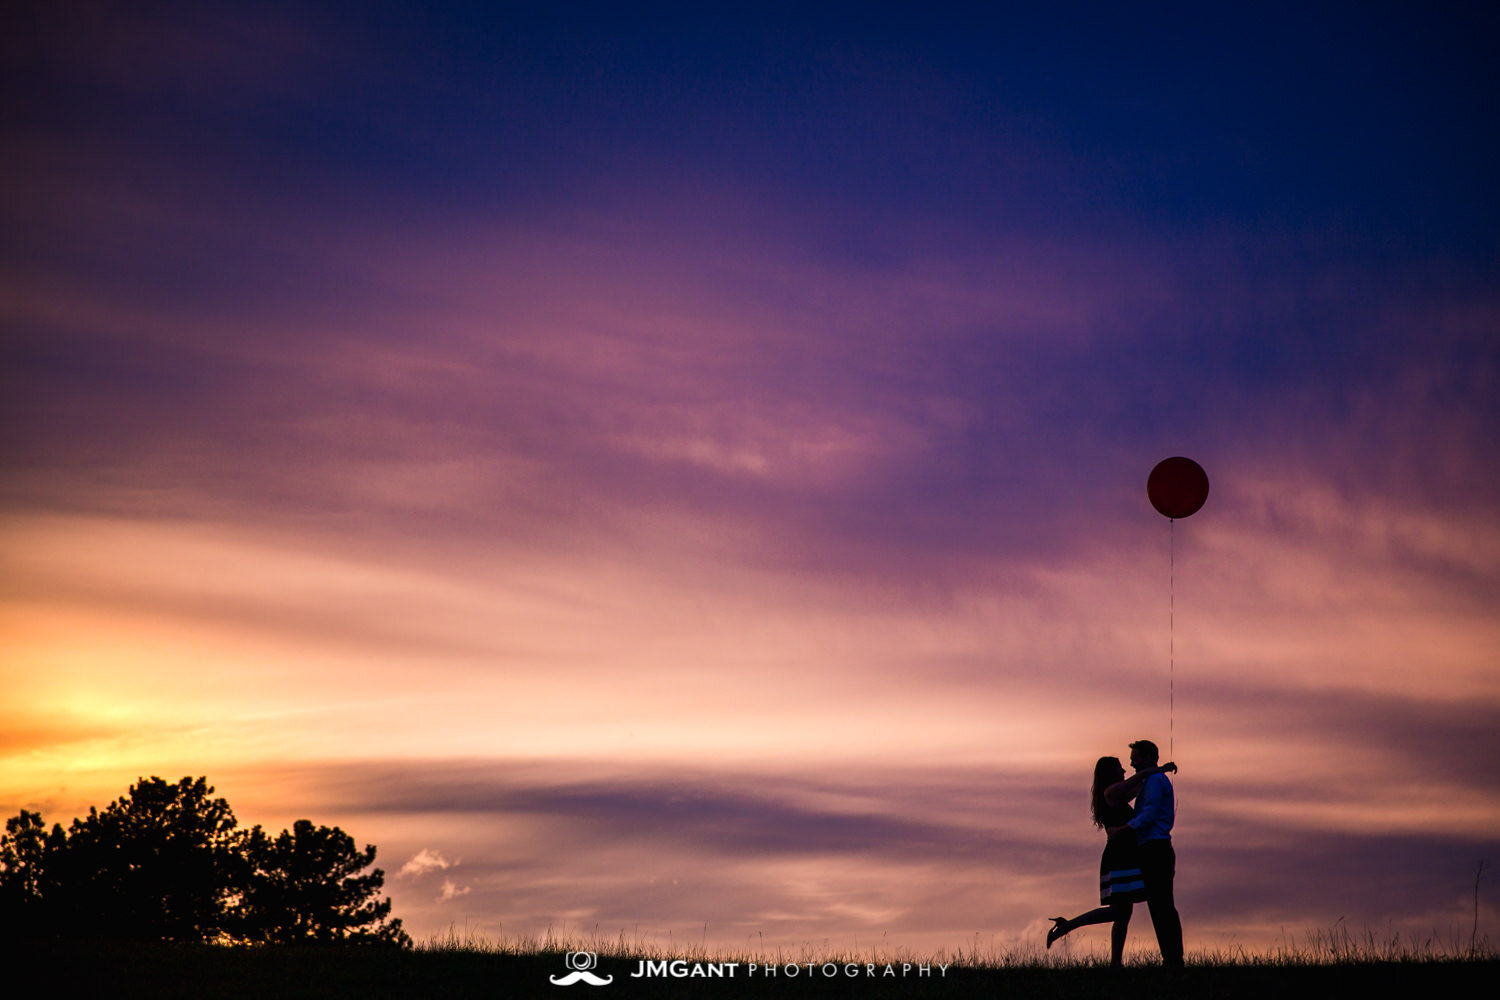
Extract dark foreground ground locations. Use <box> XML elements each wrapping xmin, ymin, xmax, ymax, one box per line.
<box><xmin>24</xmin><ymin>943</ymin><xmax>1500</xmax><ymax>1000</ymax></box>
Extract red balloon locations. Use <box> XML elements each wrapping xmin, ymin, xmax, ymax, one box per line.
<box><xmin>1147</xmin><ymin>457</ymin><xmax>1209</xmax><ymax>519</ymax></box>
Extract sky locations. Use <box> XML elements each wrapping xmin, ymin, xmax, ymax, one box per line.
<box><xmin>2</xmin><ymin>0</ymin><xmax>1498</xmax><ymax>960</ymax></box>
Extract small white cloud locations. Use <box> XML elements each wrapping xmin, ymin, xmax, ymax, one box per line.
<box><xmin>399</xmin><ymin>848</ymin><xmax>454</xmax><ymax>878</ymax></box>
<box><xmin>438</xmin><ymin>877</ymin><xmax>472</xmax><ymax>901</ymax></box>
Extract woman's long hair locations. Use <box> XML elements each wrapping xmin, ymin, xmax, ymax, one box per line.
<box><xmin>1091</xmin><ymin>756</ymin><xmax>1124</xmax><ymax>828</ymax></box>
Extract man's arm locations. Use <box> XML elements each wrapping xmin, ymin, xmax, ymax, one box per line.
<box><xmin>1103</xmin><ymin>762</ymin><xmax>1175</xmax><ymax>807</ymax></box>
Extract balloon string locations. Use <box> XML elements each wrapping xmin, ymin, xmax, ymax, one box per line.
<box><xmin>1170</xmin><ymin>517</ymin><xmax>1174</xmax><ymax>760</ymax></box>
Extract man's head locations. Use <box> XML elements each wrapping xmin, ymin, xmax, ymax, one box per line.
<box><xmin>1128</xmin><ymin>740</ymin><xmax>1159</xmax><ymax>771</ymax></box>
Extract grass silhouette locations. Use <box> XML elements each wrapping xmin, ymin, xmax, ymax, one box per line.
<box><xmin>417</xmin><ymin>916</ymin><xmax>1494</xmax><ymax>966</ymax></box>
<box><xmin>29</xmin><ymin>921</ymin><xmax>1497</xmax><ymax>998</ymax></box>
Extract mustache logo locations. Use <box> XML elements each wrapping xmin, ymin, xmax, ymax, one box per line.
<box><xmin>549</xmin><ymin>970</ymin><xmax>614</xmax><ymax>986</ymax></box>
<box><xmin>551</xmin><ymin>952</ymin><xmax>612</xmax><ymax>986</ymax></box>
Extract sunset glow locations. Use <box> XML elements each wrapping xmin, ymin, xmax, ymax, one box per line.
<box><xmin>3</xmin><ymin>1</ymin><xmax>1497</xmax><ymax>960</ymax></box>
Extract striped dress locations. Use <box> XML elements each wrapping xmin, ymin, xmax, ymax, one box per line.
<box><xmin>1098</xmin><ymin>802</ymin><xmax>1147</xmax><ymax>905</ymax></box>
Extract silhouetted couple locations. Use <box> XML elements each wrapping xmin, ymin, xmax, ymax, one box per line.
<box><xmin>1045</xmin><ymin>739</ymin><xmax>1184</xmax><ymax>967</ymax></box>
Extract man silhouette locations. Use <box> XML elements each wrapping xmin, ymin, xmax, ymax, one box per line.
<box><xmin>1122</xmin><ymin>739</ymin><xmax>1183</xmax><ymax>967</ymax></box>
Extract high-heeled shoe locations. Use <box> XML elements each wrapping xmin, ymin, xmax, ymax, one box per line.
<box><xmin>1046</xmin><ymin>916</ymin><xmax>1069</xmax><ymax>949</ymax></box>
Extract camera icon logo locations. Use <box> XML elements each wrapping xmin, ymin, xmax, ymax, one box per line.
<box><xmin>550</xmin><ymin>950</ymin><xmax>612</xmax><ymax>986</ymax></box>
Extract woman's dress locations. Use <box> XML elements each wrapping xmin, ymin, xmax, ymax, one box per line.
<box><xmin>1098</xmin><ymin>802</ymin><xmax>1147</xmax><ymax>905</ymax></box>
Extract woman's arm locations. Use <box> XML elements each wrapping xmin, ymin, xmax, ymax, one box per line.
<box><xmin>1102</xmin><ymin>762</ymin><xmax>1176</xmax><ymax>806</ymax></box>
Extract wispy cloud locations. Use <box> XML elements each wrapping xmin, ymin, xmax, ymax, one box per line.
<box><xmin>438</xmin><ymin>878</ymin><xmax>471</xmax><ymax>902</ymax></box>
<box><xmin>399</xmin><ymin>848</ymin><xmax>455</xmax><ymax>878</ymax></box>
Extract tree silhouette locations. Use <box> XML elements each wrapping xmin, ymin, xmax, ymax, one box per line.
<box><xmin>236</xmin><ymin>820</ymin><xmax>407</xmax><ymax>946</ymax></box>
<box><xmin>51</xmin><ymin>777</ymin><xmax>243</xmax><ymax>942</ymax></box>
<box><xmin>0</xmin><ymin>809</ymin><xmax>55</xmax><ymax>936</ymax></box>
<box><xmin>0</xmin><ymin>776</ymin><xmax>409</xmax><ymax>948</ymax></box>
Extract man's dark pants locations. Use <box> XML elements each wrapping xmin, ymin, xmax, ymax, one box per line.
<box><xmin>1138</xmin><ymin>838</ymin><xmax>1184</xmax><ymax>967</ymax></box>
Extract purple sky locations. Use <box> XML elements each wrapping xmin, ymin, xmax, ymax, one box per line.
<box><xmin>2</xmin><ymin>0</ymin><xmax>1497</xmax><ymax>958</ymax></box>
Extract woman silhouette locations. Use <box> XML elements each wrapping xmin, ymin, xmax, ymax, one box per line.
<box><xmin>1044</xmin><ymin>755</ymin><xmax>1176</xmax><ymax>966</ymax></box>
